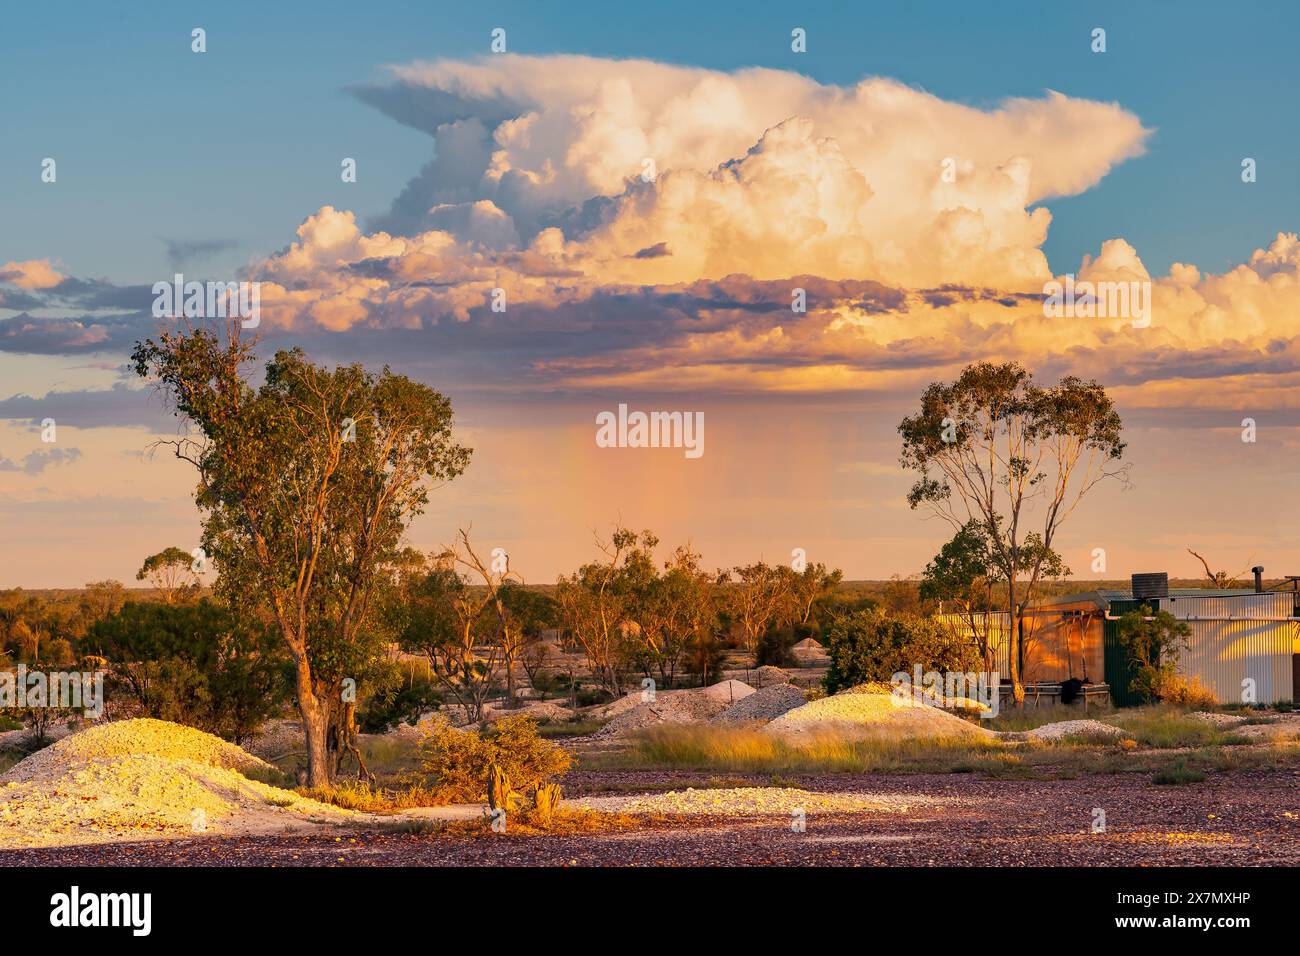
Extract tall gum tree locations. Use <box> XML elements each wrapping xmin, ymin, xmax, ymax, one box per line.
<box><xmin>133</xmin><ymin>321</ymin><xmax>470</xmax><ymax>785</ymax></box>
<box><xmin>898</xmin><ymin>361</ymin><xmax>1126</xmax><ymax>704</ymax></box>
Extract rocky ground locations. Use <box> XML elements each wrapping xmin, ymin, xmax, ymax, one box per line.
<box><xmin>4</xmin><ymin>767</ymin><xmax>1295</xmax><ymax>866</ymax></box>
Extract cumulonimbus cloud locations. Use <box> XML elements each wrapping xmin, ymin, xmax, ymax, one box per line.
<box><xmin>8</xmin><ymin>55</ymin><xmax>1300</xmax><ymax>420</ymax></box>
<box><xmin>254</xmin><ymin>55</ymin><xmax>1154</xmax><ymax>334</ymax></box>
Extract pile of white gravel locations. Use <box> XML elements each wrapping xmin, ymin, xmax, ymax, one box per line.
<box><xmin>595</xmin><ymin>681</ymin><xmax>756</xmax><ymax>738</ymax></box>
<box><xmin>575</xmin><ymin>786</ymin><xmax>955</xmax><ymax>816</ymax></box>
<box><xmin>404</xmin><ymin>698</ymin><xmax>577</xmax><ymax>732</ymax></box>
<box><xmin>711</xmin><ymin>683</ymin><xmax>808</xmax><ymax>724</ymax></box>
<box><xmin>0</xmin><ymin>718</ymin><xmax>358</xmax><ymax>848</ymax></box>
<box><xmin>748</xmin><ymin>665</ymin><xmax>793</xmax><ymax>686</ymax></box>
<box><xmin>1022</xmin><ymin>719</ymin><xmax>1126</xmax><ymax>742</ymax></box>
<box><xmin>1188</xmin><ymin>712</ymin><xmax>1247</xmax><ymax>728</ymax></box>
<box><xmin>765</xmin><ymin>686</ymin><xmax>992</xmax><ymax>741</ymax></box>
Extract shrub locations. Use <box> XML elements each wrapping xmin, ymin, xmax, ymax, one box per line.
<box><xmin>357</xmin><ymin>665</ymin><xmax>442</xmax><ymax>734</ymax></box>
<box><xmin>1114</xmin><ymin>605</ymin><xmax>1191</xmax><ymax>704</ymax></box>
<box><xmin>756</xmin><ymin>623</ymin><xmax>811</xmax><ymax>668</ymax></box>
<box><xmin>1158</xmin><ymin>673</ymin><xmax>1218</xmax><ymax>710</ymax></box>
<box><xmin>86</xmin><ymin>599</ymin><xmax>291</xmax><ymax>744</ymax></box>
<box><xmin>683</xmin><ymin>631</ymin><xmax>727</xmax><ymax>685</ymax></box>
<box><xmin>416</xmin><ymin>714</ymin><xmax>571</xmax><ymax>803</ymax></box>
<box><xmin>1153</xmin><ymin>759</ymin><xmax>1207</xmax><ymax>785</ymax></box>
<box><xmin>823</xmin><ymin>608</ymin><xmax>982</xmax><ymax>694</ymax></box>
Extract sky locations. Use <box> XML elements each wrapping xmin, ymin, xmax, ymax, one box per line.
<box><xmin>2</xmin><ymin>1</ymin><xmax>1300</xmax><ymax>587</ymax></box>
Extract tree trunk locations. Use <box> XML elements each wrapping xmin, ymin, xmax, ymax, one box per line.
<box><xmin>294</xmin><ymin>657</ymin><xmax>331</xmax><ymax>788</ymax></box>
<box><xmin>1009</xmin><ymin>609</ymin><xmax>1026</xmax><ymax>706</ymax></box>
<box><xmin>1007</xmin><ymin>574</ymin><xmax>1025</xmax><ymax>707</ymax></box>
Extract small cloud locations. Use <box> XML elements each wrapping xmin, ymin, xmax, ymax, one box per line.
<box><xmin>0</xmin><ymin>447</ymin><xmax>83</xmax><ymax>475</ymax></box>
<box><xmin>159</xmin><ymin>237</ymin><xmax>239</xmax><ymax>269</ymax></box>
<box><xmin>631</xmin><ymin>242</ymin><xmax>672</xmax><ymax>260</ymax></box>
<box><xmin>0</xmin><ymin>259</ymin><xmax>65</xmax><ymax>290</ymax></box>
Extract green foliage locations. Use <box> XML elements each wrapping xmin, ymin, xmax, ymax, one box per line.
<box><xmin>756</xmin><ymin>622</ymin><xmax>812</xmax><ymax>667</ymax></box>
<box><xmin>682</xmin><ymin>631</ymin><xmax>727</xmax><ymax>686</ymax></box>
<box><xmin>135</xmin><ymin>547</ymin><xmax>200</xmax><ymax>603</ymax></box>
<box><xmin>132</xmin><ymin>328</ymin><xmax>471</xmax><ymax>784</ymax></box>
<box><xmin>823</xmin><ymin>608</ymin><xmax>982</xmax><ymax>694</ymax></box>
<box><xmin>811</xmin><ymin>588</ymin><xmax>878</xmax><ymax>637</ymax></box>
<box><xmin>87</xmin><ymin>599</ymin><xmax>291</xmax><ymax>743</ymax></box>
<box><xmin>417</xmin><ymin>714</ymin><xmax>571</xmax><ymax>804</ymax></box>
<box><xmin>357</xmin><ymin>663</ymin><xmax>442</xmax><ymax>734</ymax></box>
<box><xmin>1114</xmin><ymin>605</ymin><xmax>1192</xmax><ymax>704</ymax></box>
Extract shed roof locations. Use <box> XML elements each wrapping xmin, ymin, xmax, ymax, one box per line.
<box><xmin>1029</xmin><ymin>587</ymin><xmax>1259</xmax><ymax>611</ymax></box>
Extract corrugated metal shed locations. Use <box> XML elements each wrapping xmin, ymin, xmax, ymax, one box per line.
<box><xmin>941</xmin><ymin>589</ymin><xmax>1298</xmax><ymax>705</ymax></box>
<box><xmin>1155</xmin><ymin>593</ymin><xmax>1296</xmax><ymax>705</ymax></box>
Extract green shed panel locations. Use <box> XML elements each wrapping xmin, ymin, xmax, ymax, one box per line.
<box><xmin>1103</xmin><ymin>599</ymin><xmax>1147</xmax><ymax>707</ymax></box>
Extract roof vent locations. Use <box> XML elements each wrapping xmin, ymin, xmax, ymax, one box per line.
<box><xmin>1131</xmin><ymin>572</ymin><xmax>1169</xmax><ymax>601</ymax></box>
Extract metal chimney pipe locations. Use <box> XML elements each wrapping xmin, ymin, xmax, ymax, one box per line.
<box><xmin>1252</xmin><ymin>566</ymin><xmax>1264</xmax><ymax>592</ymax></box>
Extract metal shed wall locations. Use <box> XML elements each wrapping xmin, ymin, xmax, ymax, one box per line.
<box><xmin>1020</xmin><ymin>601</ymin><xmax>1105</xmax><ymax>683</ymax></box>
<box><xmin>1156</xmin><ymin>594</ymin><xmax>1296</xmax><ymax>705</ymax></box>
<box><xmin>1103</xmin><ymin>599</ymin><xmax>1145</xmax><ymax>707</ymax></box>
<box><xmin>936</xmin><ymin>611</ymin><xmax>1012</xmax><ymax>679</ymax></box>
<box><xmin>939</xmin><ymin>607</ymin><xmax>1104</xmax><ymax>684</ymax></box>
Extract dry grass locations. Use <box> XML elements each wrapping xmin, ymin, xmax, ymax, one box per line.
<box><xmin>982</xmin><ymin>706</ymin><xmax>1121</xmax><ymax>733</ymax></box>
<box><xmin>599</xmin><ymin>723</ymin><xmax>1003</xmax><ymax>774</ymax></box>
<box><xmin>1106</xmin><ymin>708</ymin><xmax>1246</xmax><ymax>748</ymax></box>
<box><xmin>536</xmin><ymin>718</ymin><xmax>608</xmax><ymax>738</ymax></box>
<box><xmin>591</xmin><ymin>721</ymin><xmax>1300</xmax><ymax>780</ymax></box>
<box><xmin>297</xmin><ymin>780</ymin><xmax>444</xmax><ymax>813</ymax></box>
<box><xmin>358</xmin><ymin>736</ymin><xmax>423</xmax><ymax>778</ymax></box>
<box><xmin>987</xmin><ymin>704</ymin><xmax>1264</xmax><ymax>748</ymax></box>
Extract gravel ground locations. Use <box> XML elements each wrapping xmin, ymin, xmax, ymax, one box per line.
<box><xmin>4</xmin><ymin>767</ymin><xmax>1295</xmax><ymax>866</ymax></box>
<box><xmin>573</xmin><ymin>786</ymin><xmax>956</xmax><ymax>815</ymax></box>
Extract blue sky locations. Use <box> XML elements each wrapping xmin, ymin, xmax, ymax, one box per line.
<box><xmin>3</xmin><ymin>0</ymin><xmax>1295</xmax><ymax>283</ymax></box>
<box><xmin>5</xmin><ymin>2</ymin><xmax>1300</xmax><ymax>587</ymax></box>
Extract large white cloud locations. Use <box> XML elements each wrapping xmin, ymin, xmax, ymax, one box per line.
<box><xmin>342</xmin><ymin>55</ymin><xmax>1149</xmax><ymax>288</ymax></box>
<box><xmin>238</xmin><ymin>56</ymin><xmax>1300</xmax><ymax>415</ymax></box>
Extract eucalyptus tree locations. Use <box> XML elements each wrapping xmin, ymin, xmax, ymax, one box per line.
<box><xmin>899</xmin><ymin>362</ymin><xmax>1125</xmax><ymax>703</ymax></box>
<box><xmin>133</xmin><ymin>322</ymin><xmax>470</xmax><ymax>785</ymax></box>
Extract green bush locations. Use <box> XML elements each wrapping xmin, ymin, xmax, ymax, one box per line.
<box><xmin>87</xmin><ymin>599</ymin><xmax>291</xmax><ymax>744</ymax></box>
<box><xmin>358</xmin><ymin>666</ymin><xmax>442</xmax><ymax>733</ymax></box>
<box><xmin>1114</xmin><ymin>605</ymin><xmax>1192</xmax><ymax>704</ymax></box>
<box><xmin>756</xmin><ymin>623</ymin><xmax>812</xmax><ymax>668</ymax></box>
<box><xmin>823</xmin><ymin>608</ymin><xmax>982</xmax><ymax>694</ymax></box>
<box><xmin>416</xmin><ymin>713</ymin><xmax>571</xmax><ymax>803</ymax></box>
